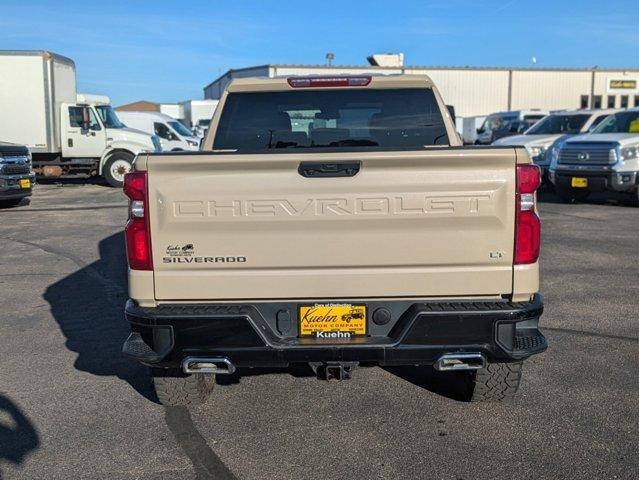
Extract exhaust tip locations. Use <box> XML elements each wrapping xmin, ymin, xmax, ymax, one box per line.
<box><xmin>434</xmin><ymin>353</ymin><xmax>486</xmax><ymax>371</ymax></box>
<box><xmin>182</xmin><ymin>357</ymin><xmax>236</xmax><ymax>375</ymax></box>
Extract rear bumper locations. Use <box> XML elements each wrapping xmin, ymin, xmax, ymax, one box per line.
<box><xmin>123</xmin><ymin>295</ymin><xmax>546</xmax><ymax>369</ymax></box>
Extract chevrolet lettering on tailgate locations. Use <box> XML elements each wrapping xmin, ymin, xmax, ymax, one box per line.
<box><xmin>172</xmin><ymin>194</ymin><xmax>494</xmax><ymax>218</ymax></box>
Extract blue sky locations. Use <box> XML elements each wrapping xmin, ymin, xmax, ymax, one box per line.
<box><xmin>1</xmin><ymin>1</ymin><xmax>634</xmax><ymax>106</ymax></box>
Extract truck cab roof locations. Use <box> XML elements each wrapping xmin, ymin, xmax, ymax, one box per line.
<box><xmin>77</xmin><ymin>93</ymin><xmax>111</xmax><ymax>106</ymax></box>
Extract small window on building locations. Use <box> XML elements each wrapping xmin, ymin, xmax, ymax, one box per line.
<box><xmin>620</xmin><ymin>96</ymin><xmax>629</xmax><ymax>109</ymax></box>
<box><xmin>593</xmin><ymin>96</ymin><xmax>602</xmax><ymax>109</ymax></box>
<box><xmin>580</xmin><ymin>95</ymin><xmax>589</xmax><ymax>109</ymax></box>
<box><xmin>607</xmin><ymin>96</ymin><xmax>616</xmax><ymax>108</ymax></box>
<box><xmin>634</xmin><ymin>96</ymin><xmax>639</xmax><ymax>107</ymax></box>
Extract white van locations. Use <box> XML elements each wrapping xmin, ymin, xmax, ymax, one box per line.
<box><xmin>117</xmin><ymin>111</ymin><xmax>200</xmax><ymax>151</ymax></box>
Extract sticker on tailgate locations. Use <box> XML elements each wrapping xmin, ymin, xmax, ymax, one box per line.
<box><xmin>162</xmin><ymin>243</ymin><xmax>247</xmax><ymax>264</ymax></box>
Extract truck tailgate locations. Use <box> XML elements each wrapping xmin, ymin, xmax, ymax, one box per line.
<box><xmin>146</xmin><ymin>148</ymin><xmax>516</xmax><ymax>300</ymax></box>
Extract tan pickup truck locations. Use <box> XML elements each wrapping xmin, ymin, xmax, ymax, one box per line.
<box><xmin>121</xmin><ymin>74</ymin><xmax>546</xmax><ymax>405</ymax></box>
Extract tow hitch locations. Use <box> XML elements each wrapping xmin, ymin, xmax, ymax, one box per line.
<box><xmin>310</xmin><ymin>362</ymin><xmax>359</xmax><ymax>381</ymax></box>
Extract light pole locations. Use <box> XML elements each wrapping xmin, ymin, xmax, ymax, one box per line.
<box><xmin>326</xmin><ymin>52</ymin><xmax>334</xmax><ymax>66</ymax></box>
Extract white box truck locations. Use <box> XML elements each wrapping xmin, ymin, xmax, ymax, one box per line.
<box><xmin>0</xmin><ymin>51</ymin><xmax>161</xmax><ymax>187</ymax></box>
<box><xmin>160</xmin><ymin>103</ymin><xmax>185</xmax><ymax>123</ymax></box>
<box><xmin>180</xmin><ymin>99</ymin><xmax>219</xmax><ymax>137</ymax></box>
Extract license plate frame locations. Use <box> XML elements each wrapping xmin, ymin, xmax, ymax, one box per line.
<box><xmin>571</xmin><ymin>177</ymin><xmax>588</xmax><ymax>188</ymax></box>
<box><xmin>298</xmin><ymin>303</ymin><xmax>367</xmax><ymax>338</ymax></box>
<box><xmin>19</xmin><ymin>178</ymin><xmax>31</xmax><ymax>189</ymax></box>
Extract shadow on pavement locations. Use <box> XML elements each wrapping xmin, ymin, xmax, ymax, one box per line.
<box><xmin>0</xmin><ymin>394</ymin><xmax>40</xmax><ymax>476</ymax></box>
<box><xmin>215</xmin><ymin>364</ymin><xmax>316</xmax><ymax>386</ymax></box>
<box><xmin>383</xmin><ymin>366</ymin><xmax>472</xmax><ymax>402</ymax></box>
<box><xmin>164</xmin><ymin>407</ymin><xmax>238</xmax><ymax>480</ymax></box>
<box><xmin>43</xmin><ymin>232</ymin><xmax>156</xmax><ymax>402</ymax></box>
<box><xmin>537</xmin><ymin>186</ymin><xmax>636</xmax><ymax>207</ymax></box>
<box><xmin>36</xmin><ymin>177</ymin><xmax>108</xmax><ymax>188</ymax></box>
<box><xmin>0</xmin><ymin>197</ymin><xmax>30</xmax><ymax>210</ymax></box>
<box><xmin>218</xmin><ymin>364</ymin><xmax>472</xmax><ymax>404</ymax></box>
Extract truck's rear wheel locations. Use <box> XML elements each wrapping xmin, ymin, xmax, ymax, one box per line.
<box><xmin>103</xmin><ymin>152</ymin><xmax>134</xmax><ymax>188</ymax></box>
<box><xmin>556</xmin><ymin>186</ymin><xmax>590</xmax><ymax>203</ymax></box>
<box><xmin>152</xmin><ymin>370</ymin><xmax>215</xmax><ymax>406</ymax></box>
<box><xmin>469</xmin><ymin>361</ymin><xmax>523</xmax><ymax>402</ymax></box>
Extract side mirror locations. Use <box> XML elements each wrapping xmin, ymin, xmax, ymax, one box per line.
<box><xmin>81</xmin><ymin>107</ymin><xmax>91</xmax><ymax>131</ymax></box>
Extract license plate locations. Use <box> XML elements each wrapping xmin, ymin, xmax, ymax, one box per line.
<box><xmin>571</xmin><ymin>177</ymin><xmax>588</xmax><ymax>188</ymax></box>
<box><xmin>19</xmin><ymin>178</ymin><xmax>31</xmax><ymax>189</ymax></box>
<box><xmin>299</xmin><ymin>304</ymin><xmax>367</xmax><ymax>338</ymax></box>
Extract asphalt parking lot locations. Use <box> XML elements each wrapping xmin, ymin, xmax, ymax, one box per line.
<box><xmin>0</xmin><ymin>182</ymin><xmax>637</xmax><ymax>480</ymax></box>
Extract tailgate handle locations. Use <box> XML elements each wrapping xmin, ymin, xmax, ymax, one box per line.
<box><xmin>298</xmin><ymin>161</ymin><xmax>360</xmax><ymax>178</ymax></box>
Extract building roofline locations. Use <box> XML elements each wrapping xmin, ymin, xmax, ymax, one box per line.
<box><xmin>204</xmin><ymin>63</ymin><xmax>639</xmax><ymax>90</ymax></box>
<box><xmin>268</xmin><ymin>63</ymin><xmax>639</xmax><ymax>72</ymax></box>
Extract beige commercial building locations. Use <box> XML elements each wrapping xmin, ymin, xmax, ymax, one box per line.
<box><xmin>203</xmin><ymin>55</ymin><xmax>639</xmax><ymax>120</ymax></box>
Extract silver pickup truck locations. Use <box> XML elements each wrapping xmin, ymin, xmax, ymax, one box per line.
<box><xmin>549</xmin><ymin>108</ymin><xmax>639</xmax><ymax>202</ymax></box>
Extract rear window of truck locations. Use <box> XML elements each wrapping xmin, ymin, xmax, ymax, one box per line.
<box><xmin>213</xmin><ymin>88</ymin><xmax>449</xmax><ymax>151</ymax></box>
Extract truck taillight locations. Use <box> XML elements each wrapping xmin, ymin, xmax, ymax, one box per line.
<box><xmin>515</xmin><ymin>164</ymin><xmax>541</xmax><ymax>265</ymax></box>
<box><xmin>123</xmin><ymin>171</ymin><xmax>152</xmax><ymax>270</ymax></box>
<box><xmin>287</xmin><ymin>76</ymin><xmax>372</xmax><ymax>88</ymax></box>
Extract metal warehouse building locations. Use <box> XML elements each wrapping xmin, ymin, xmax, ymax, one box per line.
<box><xmin>203</xmin><ymin>54</ymin><xmax>639</xmax><ymax>120</ymax></box>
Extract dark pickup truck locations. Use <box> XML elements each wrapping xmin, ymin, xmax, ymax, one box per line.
<box><xmin>0</xmin><ymin>142</ymin><xmax>35</xmax><ymax>207</ymax></box>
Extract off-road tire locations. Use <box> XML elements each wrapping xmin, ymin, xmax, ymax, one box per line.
<box><xmin>103</xmin><ymin>151</ymin><xmax>134</xmax><ymax>188</ymax></box>
<box><xmin>152</xmin><ymin>370</ymin><xmax>215</xmax><ymax>406</ymax></box>
<box><xmin>555</xmin><ymin>186</ymin><xmax>590</xmax><ymax>203</ymax></box>
<box><xmin>469</xmin><ymin>361</ymin><xmax>523</xmax><ymax>402</ymax></box>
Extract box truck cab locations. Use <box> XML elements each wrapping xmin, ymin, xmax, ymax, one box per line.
<box><xmin>116</xmin><ymin>112</ymin><xmax>200</xmax><ymax>151</ymax></box>
<box><xmin>0</xmin><ymin>51</ymin><xmax>161</xmax><ymax>187</ymax></box>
